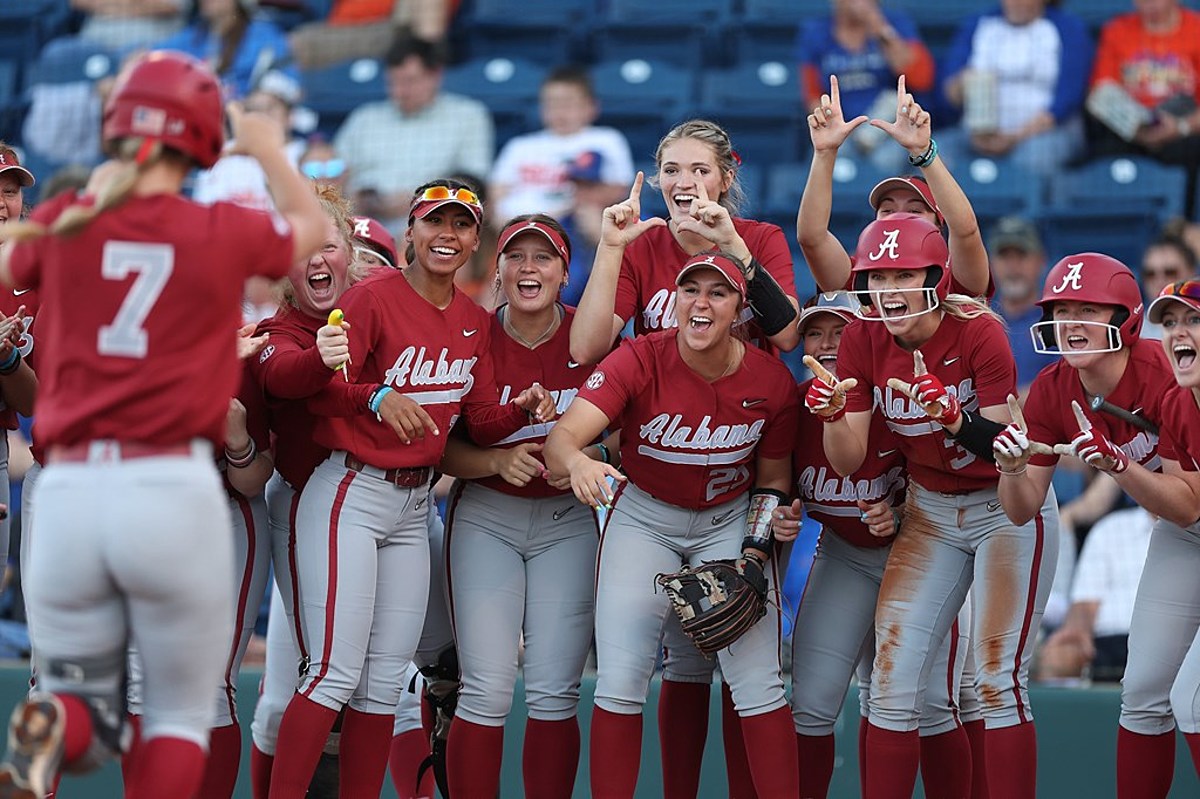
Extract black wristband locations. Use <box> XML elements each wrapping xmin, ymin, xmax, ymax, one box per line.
<box><xmin>947</xmin><ymin>408</ymin><xmax>1006</xmax><ymax>462</ymax></box>
<box><xmin>0</xmin><ymin>350</ymin><xmax>20</xmax><ymax>376</ymax></box>
<box><xmin>744</xmin><ymin>258</ymin><xmax>798</xmax><ymax>337</ymax></box>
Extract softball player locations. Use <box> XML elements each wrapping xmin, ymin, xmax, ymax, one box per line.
<box><xmin>570</xmin><ymin>119</ymin><xmax>801</xmax><ymax>797</ymax></box>
<box><xmin>545</xmin><ymin>244</ymin><xmax>800</xmax><ymax>798</ymax></box>
<box><xmin>990</xmin><ymin>254</ymin><xmax>1177</xmax><ymax>798</ymax></box>
<box><xmin>267</xmin><ymin>180</ymin><xmax>555</xmax><ymax>798</ymax></box>
<box><xmin>774</xmin><ymin>292</ymin><xmax>972</xmax><ymax>799</ymax></box>
<box><xmin>437</xmin><ymin>213</ymin><xmax>599</xmax><ymax>798</ymax></box>
<box><xmin>811</xmin><ymin>214</ymin><xmax>1057</xmax><ymax>799</ymax></box>
<box><xmin>799</xmin><ymin>74</ymin><xmax>991</xmax><ymax>300</ymax></box>
<box><xmin>0</xmin><ymin>50</ymin><xmax>324</xmax><ymax>799</ymax></box>
<box><xmin>351</xmin><ymin>215</ymin><xmax>399</xmax><ymax>269</ymax></box>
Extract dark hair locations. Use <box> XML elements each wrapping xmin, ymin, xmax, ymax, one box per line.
<box><xmin>501</xmin><ymin>212</ymin><xmax>573</xmax><ymax>263</ymax></box>
<box><xmin>542</xmin><ymin>66</ymin><xmax>595</xmax><ymax>101</ymax></box>
<box><xmin>385</xmin><ymin>32</ymin><xmax>447</xmax><ymax>71</ymax></box>
<box><xmin>1145</xmin><ymin>234</ymin><xmax>1198</xmax><ymax>271</ymax></box>
<box><xmin>405</xmin><ymin>177</ymin><xmax>482</xmax><ymax>264</ymax></box>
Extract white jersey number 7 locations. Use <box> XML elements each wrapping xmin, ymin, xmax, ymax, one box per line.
<box><xmin>97</xmin><ymin>241</ymin><xmax>174</xmax><ymax>359</ymax></box>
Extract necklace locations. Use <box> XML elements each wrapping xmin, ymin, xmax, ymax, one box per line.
<box><xmin>505</xmin><ymin>306</ymin><xmax>560</xmax><ymax>349</ymax></box>
<box><xmin>717</xmin><ymin>341</ymin><xmax>743</xmax><ymax>380</ymax></box>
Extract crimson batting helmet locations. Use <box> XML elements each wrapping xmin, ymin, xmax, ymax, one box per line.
<box><xmin>1031</xmin><ymin>252</ymin><xmax>1144</xmax><ymax>355</ymax></box>
<box><xmin>102</xmin><ymin>51</ymin><xmax>225</xmax><ymax>169</ymax></box>
<box><xmin>850</xmin><ymin>213</ymin><xmax>949</xmax><ymax>320</ymax></box>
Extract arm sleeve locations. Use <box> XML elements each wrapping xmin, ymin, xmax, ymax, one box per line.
<box><xmin>237</xmin><ymin>368</ymin><xmax>273</xmax><ymax>453</ymax></box>
<box><xmin>1049</xmin><ymin>10</ymin><xmax>1094</xmax><ymax>122</ymax></box>
<box><xmin>613</xmin><ymin>249</ymin><xmax>640</xmax><ymax>325</ymax></box>
<box><xmin>216</xmin><ymin>203</ymin><xmax>294</xmax><ymax>280</ymax></box>
<box><xmin>967</xmin><ymin>319</ymin><xmax>1018</xmax><ymax>408</ymax></box>
<box><xmin>749</xmin><ymin>223</ymin><xmax>798</xmax><ymax>299</ymax></box>
<box><xmin>796</xmin><ymin>21</ymin><xmax>827</xmax><ymax>104</ymax></box>
<box><xmin>757</xmin><ymin>372</ymin><xmax>800</xmax><ymax>461</ymax></box>
<box><xmin>575</xmin><ymin>338</ymin><xmax>645</xmax><ymax>422</ymax></box>
<box><xmin>8</xmin><ymin>193</ymin><xmax>76</xmax><ymax>290</ymax></box>
<box><xmin>1023</xmin><ymin>373</ymin><xmax>1062</xmax><ymax>468</ymax></box>
<box><xmin>303</xmin><ymin>284</ymin><xmax>381</xmax><ymax>416</ymax></box>
<box><xmin>836</xmin><ymin>323</ymin><xmax>875</xmax><ymax>414</ymax></box>
<box><xmin>247</xmin><ymin>326</ymin><xmax>334</xmax><ymax>400</ymax></box>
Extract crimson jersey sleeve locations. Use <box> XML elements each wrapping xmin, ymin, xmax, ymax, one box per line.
<box><xmin>1157</xmin><ymin>386</ymin><xmax>1200</xmax><ymax>471</ymax></box>
<box><xmin>457</xmin><ymin>320</ymin><xmax>529</xmax><ymax>447</ymax></box>
<box><xmin>756</xmin><ymin>369</ymin><xmax>800</xmax><ymax>461</ymax></box>
<box><xmin>249</xmin><ymin>311</ymin><xmax>333</xmax><ymax>400</ymax></box>
<box><xmin>836</xmin><ymin>320</ymin><xmax>875</xmax><ymax>414</ymax></box>
<box><xmin>235</xmin><ymin>365</ymin><xmax>272</xmax><ymax>454</ymax></box>
<box><xmin>575</xmin><ymin>337</ymin><xmax>650</xmax><ymax>423</ymax></box>
<box><xmin>742</xmin><ymin>220</ymin><xmax>797</xmax><ymax>299</ymax></box>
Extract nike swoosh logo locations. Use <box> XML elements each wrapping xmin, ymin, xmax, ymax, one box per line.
<box><xmin>943</xmin><ymin>357</ymin><xmax>961</xmax><ymax>366</ymax></box>
<box><xmin>876</xmin><ymin>449</ymin><xmax>897</xmax><ymax>458</ymax></box>
<box><xmin>12</xmin><ymin>289</ymin><xmax>29</xmax><ymax>296</ymax></box>
<box><xmin>552</xmin><ymin>505</ymin><xmax>573</xmax><ymax>521</ymax></box>
<box><xmin>711</xmin><ymin>508</ymin><xmax>738</xmax><ymax>525</ymax></box>
<box><xmin>1131</xmin><ymin>408</ymin><xmax>1143</xmax><ymax>415</ymax></box>
<box><xmin>987</xmin><ymin>500</ymin><xmax>1002</xmax><ymax>512</ymax></box>
<box><xmin>568</xmin><ymin>361</ymin><xmax>581</xmax><ymax>369</ymax></box>
<box><xmin>462</xmin><ymin>329</ymin><xmax>478</xmax><ymax>337</ymax></box>
<box><xmin>742</xmin><ymin>398</ymin><xmax>767</xmax><ymax>408</ymax></box>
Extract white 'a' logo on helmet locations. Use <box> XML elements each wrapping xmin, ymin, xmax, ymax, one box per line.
<box><xmin>353</xmin><ymin>218</ymin><xmax>372</xmax><ymax>238</ymax></box>
<box><xmin>1051</xmin><ymin>262</ymin><xmax>1084</xmax><ymax>294</ymax></box>
<box><xmin>867</xmin><ymin>229</ymin><xmax>901</xmax><ymax>261</ymax></box>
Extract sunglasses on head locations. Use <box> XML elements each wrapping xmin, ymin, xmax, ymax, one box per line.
<box><xmin>302</xmin><ymin>159</ymin><xmax>345</xmax><ymax>180</ymax></box>
<box><xmin>1160</xmin><ymin>280</ymin><xmax>1200</xmax><ymax>302</ymax></box>
<box><xmin>416</xmin><ymin>185</ymin><xmax>480</xmax><ymax>206</ymax></box>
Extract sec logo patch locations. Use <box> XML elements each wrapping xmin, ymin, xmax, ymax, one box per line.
<box><xmin>258</xmin><ymin>344</ymin><xmax>275</xmax><ymax>363</ymax></box>
<box><xmin>586</xmin><ymin>371</ymin><xmax>605</xmax><ymax>390</ymax></box>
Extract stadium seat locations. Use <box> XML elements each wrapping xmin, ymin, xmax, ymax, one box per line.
<box><xmin>737</xmin><ymin>162</ymin><xmax>765</xmax><ymax>219</ymax></box>
<box><xmin>699</xmin><ymin>60</ymin><xmax>805</xmax><ymax>166</ymax></box>
<box><xmin>1061</xmin><ymin>0</ymin><xmax>1136</xmax><ymax>28</ymax></box>
<box><xmin>764</xmin><ymin>160</ymin><xmax>810</xmax><ymax>222</ymax></box>
<box><xmin>443</xmin><ymin>57</ymin><xmax>547</xmax><ymax>151</ymax></box>
<box><xmin>765</xmin><ymin>157</ymin><xmax>887</xmax><ymax>251</ymax></box>
<box><xmin>954</xmin><ymin>157</ymin><xmax>1045</xmax><ymax>235</ymax></box>
<box><xmin>590</xmin><ymin>59</ymin><xmax>697</xmax><ymax>162</ymax></box>
<box><xmin>0</xmin><ymin>59</ymin><xmax>21</xmax><ymax>145</ymax></box>
<box><xmin>24</xmin><ymin>37</ymin><xmax>117</xmax><ymax>91</ymax></box>
<box><xmin>300</xmin><ymin>57</ymin><xmax>387</xmax><ymax>136</ymax></box>
<box><xmin>464</xmin><ymin>0</ymin><xmax>592</xmax><ymax>66</ymax></box>
<box><xmin>0</xmin><ymin>0</ymin><xmax>67</xmax><ymax>81</ymax></box>
<box><xmin>732</xmin><ymin>0</ymin><xmax>817</xmax><ymax>64</ymax></box>
<box><xmin>593</xmin><ymin>0</ymin><xmax>733</xmax><ymax>69</ymax></box>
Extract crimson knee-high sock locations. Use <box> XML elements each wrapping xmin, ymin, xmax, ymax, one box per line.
<box><xmin>591</xmin><ymin>707</ymin><xmax>643</xmax><ymax>799</ymax></box>
<box><xmin>865</xmin><ymin>723</ymin><xmax>920</xmax><ymax>799</ymax></box>
<box><xmin>984</xmin><ymin>722</ymin><xmax>1037</xmax><ymax>798</ymax></box>
<box><xmin>963</xmin><ymin>720</ymin><xmax>989</xmax><ymax>799</ymax></box>
<box><xmin>250</xmin><ymin>744</ymin><xmax>275</xmax><ymax>799</ymax></box>
<box><xmin>338</xmin><ymin>708</ymin><xmax>394</xmax><ymax>798</ymax></box>
<box><xmin>125</xmin><ymin>736</ymin><xmax>207</xmax><ymax>799</ymax></box>
<box><xmin>267</xmin><ymin>695</ymin><xmax>339</xmax><ymax>799</ymax></box>
<box><xmin>1117</xmin><ymin>726</ymin><xmax>1175</xmax><ymax>799</ymax></box>
<box><xmin>196</xmin><ymin>722</ymin><xmax>242</xmax><ymax>799</ymax></box>
<box><xmin>919</xmin><ymin>727</ymin><xmax>972</xmax><ymax>799</ymax></box>
<box><xmin>524</xmin><ymin>717</ymin><xmax>581</xmax><ymax>799</ymax></box>
<box><xmin>795</xmin><ymin>732</ymin><xmax>835</xmax><ymax>799</ymax></box>
<box><xmin>722</xmin><ymin>685</ymin><xmax>758</xmax><ymax>799</ymax></box>
<box><xmin>389</xmin><ymin>729</ymin><xmax>433</xmax><ymax>799</ymax></box>
<box><xmin>446</xmin><ymin>718</ymin><xmax>504</xmax><ymax>797</ymax></box>
<box><xmin>657</xmin><ymin>680</ymin><xmax>709</xmax><ymax>799</ymax></box>
<box><xmin>858</xmin><ymin>716</ymin><xmax>869</xmax><ymax>794</ymax></box>
<box><xmin>1185</xmin><ymin>733</ymin><xmax>1200</xmax><ymax>782</ymax></box>
<box><xmin>119</xmin><ymin>711</ymin><xmax>140</xmax><ymax>787</ymax></box>
<box><xmin>740</xmin><ymin>706</ymin><xmax>799</xmax><ymax>797</ymax></box>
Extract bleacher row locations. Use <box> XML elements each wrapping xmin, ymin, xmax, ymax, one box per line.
<box><xmin>3</xmin><ymin>0</ymin><xmax>1200</xmax><ymax>302</ymax></box>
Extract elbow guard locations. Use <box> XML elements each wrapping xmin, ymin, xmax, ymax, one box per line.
<box><xmin>947</xmin><ymin>409</ymin><xmax>1006</xmax><ymax>463</ymax></box>
<box><xmin>742</xmin><ymin>488</ymin><xmax>788</xmax><ymax>558</ymax></box>
<box><xmin>745</xmin><ymin>259</ymin><xmax>797</xmax><ymax>337</ymax></box>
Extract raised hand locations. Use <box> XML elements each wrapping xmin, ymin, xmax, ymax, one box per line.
<box><xmin>599</xmin><ymin>171</ymin><xmax>667</xmax><ymax>248</ymax></box>
<box><xmin>236</xmin><ymin>323</ymin><xmax>269</xmax><ymax>361</ymax></box>
<box><xmin>803</xmin><ymin>354</ymin><xmax>858</xmax><ymax>422</ymax></box>
<box><xmin>226</xmin><ymin>101</ymin><xmax>286</xmax><ymax>160</ymax></box>
<box><xmin>1067</xmin><ymin>400</ymin><xmax>1129</xmax><ymax>473</ymax></box>
<box><xmin>808</xmin><ymin>74</ymin><xmax>870</xmax><ymax>153</ymax></box>
<box><xmin>887</xmin><ymin>350</ymin><xmax>960</xmax><ymax>425</ymax></box>
<box><xmin>672</xmin><ymin>179</ymin><xmax>741</xmax><ymax>253</ymax></box>
<box><xmin>869</xmin><ymin>75</ymin><xmax>933</xmax><ymax>158</ymax></box>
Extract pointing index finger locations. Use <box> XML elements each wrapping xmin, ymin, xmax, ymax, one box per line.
<box><xmin>629</xmin><ymin>171</ymin><xmax>644</xmax><ymax>205</ymax></box>
<box><xmin>1071</xmin><ymin>400</ymin><xmax>1092</xmax><ymax>433</ymax></box>
<box><xmin>913</xmin><ymin>349</ymin><xmax>927</xmax><ymax>377</ymax></box>
<box><xmin>802</xmin><ymin>354</ymin><xmax>835</xmax><ymax>385</ymax></box>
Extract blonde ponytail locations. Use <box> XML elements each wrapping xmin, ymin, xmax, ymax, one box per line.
<box><xmin>941</xmin><ymin>293</ymin><xmax>1007</xmax><ymax>329</ymax></box>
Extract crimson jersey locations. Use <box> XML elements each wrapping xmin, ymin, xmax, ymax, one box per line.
<box><xmin>478</xmin><ymin>306</ymin><xmax>588</xmax><ymax>499</ymax></box>
<box><xmin>247</xmin><ymin>307</ymin><xmax>333</xmax><ymax>490</ymax></box>
<box><xmin>795</xmin><ymin>378</ymin><xmax>906</xmax><ymax>548</ymax></box>
<box><xmin>1157</xmin><ymin>384</ymin><xmax>1200</xmax><ymax>472</ymax></box>
<box><xmin>0</xmin><ymin>286</ymin><xmax>38</xmax><ymax>432</ymax></box>
<box><xmin>8</xmin><ymin>192</ymin><xmax>293</xmax><ymax>448</ymax></box>
<box><xmin>577</xmin><ymin>329</ymin><xmax>798</xmax><ymax>510</ymax></box>
<box><xmin>220</xmin><ymin>365</ymin><xmax>272</xmax><ymax>491</ymax></box>
<box><xmin>616</xmin><ymin>219</ymin><xmax>796</xmax><ymax>348</ymax></box>
<box><xmin>837</xmin><ymin>314</ymin><xmax>1016</xmax><ymax>493</ymax></box>
<box><xmin>1025</xmin><ymin>338</ymin><xmax>1170</xmax><ymax>471</ymax></box>
<box><xmin>309</xmin><ymin>270</ymin><xmax>526</xmax><ymax>469</ymax></box>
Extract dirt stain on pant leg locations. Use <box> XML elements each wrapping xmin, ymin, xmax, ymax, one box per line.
<box><xmin>874</xmin><ymin>497</ymin><xmax>935</xmax><ymax>692</ymax></box>
<box><xmin>977</xmin><ymin>532</ymin><xmax>1020</xmax><ymax>711</ymax></box>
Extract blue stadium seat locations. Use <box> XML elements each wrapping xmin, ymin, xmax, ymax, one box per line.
<box><xmin>0</xmin><ymin>59</ymin><xmax>21</xmax><ymax>145</ymax></box>
<box><xmin>954</xmin><ymin>157</ymin><xmax>1045</xmax><ymax>236</ymax></box>
<box><xmin>737</xmin><ymin>162</ymin><xmax>765</xmax><ymax>219</ymax></box>
<box><xmin>764</xmin><ymin>160</ymin><xmax>810</xmax><ymax>222</ymax></box>
<box><xmin>443</xmin><ymin>57</ymin><xmax>547</xmax><ymax>151</ymax></box>
<box><xmin>699</xmin><ymin>61</ymin><xmax>805</xmax><ymax>166</ymax></box>
<box><xmin>593</xmin><ymin>0</ymin><xmax>732</xmax><ymax>69</ymax></box>
<box><xmin>765</xmin><ymin>157</ymin><xmax>887</xmax><ymax>251</ymax></box>
<box><xmin>0</xmin><ymin>0</ymin><xmax>67</xmax><ymax>81</ymax></box>
<box><xmin>300</xmin><ymin>57</ymin><xmax>387</xmax><ymax>136</ymax></box>
<box><xmin>24</xmin><ymin>37</ymin><xmax>117</xmax><ymax>91</ymax></box>
<box><xmin>1061</xmin><ymin>0</ymin><xmax>1135</xmax><ymax>27</ymax></box>
<box><xmin>732</xmin><ymin>0</ymin><xmax>816</xmax><ymax>64</ymax></box>
<box><xmin>464</xmin><ymin>0</ymin><xmax>592</xmax><ymax>65</ymax></box>
<box><xmin>590</xmin><ymin>59</ymin><xmax>697</xmax><ymax>161</ymax></box>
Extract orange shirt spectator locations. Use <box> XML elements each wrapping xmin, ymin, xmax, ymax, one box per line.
<box><xmin>1091</xmin><ymin>5</ymin><xmax>1200</xmax><ymax>108</ymax></box>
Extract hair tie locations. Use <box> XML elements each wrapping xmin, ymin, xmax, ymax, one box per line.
<box><xmin>731</xmin><ymin>149</ymin><xmax>743</xmax><ymax>166</ymax></box>
<box><xmin>134</xmin><ymin>138</ymin><xmax>157</xmax><ymax>166</ymax></box>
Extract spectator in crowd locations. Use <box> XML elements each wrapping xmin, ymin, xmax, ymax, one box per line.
<box><xmin>938</xmin><ymin>0</ymin><xmax>1093</xmax><ymax>174</ymax></box>
<box><xmin>289</xmin><ymin>0</ymin><xmax>456</xmax><ymax>69</ymax></box>
<box><xmin>335</xmin><ymin>33</ymin><xmax>493</xmax><ymax>232</ymax></box>
<box><xmin>156</xmin><ymin>0</ymin><xmax>295</xmax><ymax>99</ymax></box>
<box><xmin>1088</xmin><ymin>0</ymin><xmax>1200</xmax><ymax>218</ymax></box>
<box><xmin>988</xmin><ymin>216</ymin><xmax>1056</xmax><ymax>395</ymax></box>
<box><xmin>797</xmin><ymin>0</ymin><xmax>935</xmax><ymax>171</ymax></box>
<box><xmin>558</xmin><ymin>150</ymin><xmax>610</xmax><ymax>307</ymax></box>
<box><xmin>193</xmin><ymin>70</ymin><xmax>306</xmax><ymax>211</ymax></box>
<box><xmin>299</xmin><ymin>136</ymin><xmax>351</xmax><ymax>194</ymax></box>
<box><xmin>1140</xmin><ymin>233</ymin><xmax>1199</xmax><ymax>339</ymax></box>
<box><xmin>488</xmin><ymin>66</ymin><xmax>633</xmax><ymax>228</ymax></box>
<box><xmin>1037</xmin><ymin>506</ymin><xmax>1154</xmax><ymax>683</ymax></box>
<box><xmin>72</xmin><ymin>0</ymin><xmax>192</xmax><ymax>52</ymax></box>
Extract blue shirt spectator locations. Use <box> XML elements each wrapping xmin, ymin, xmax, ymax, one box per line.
<box><xmin>987</xmin><ymin>216</ymin><xmax>1056</xmax><ymax>393</ymax></box>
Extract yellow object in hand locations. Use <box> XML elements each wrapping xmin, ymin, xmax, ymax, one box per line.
<box><xmin>327</xmin><ymin>308</ymin><xmax>349</xmax><ymax>380</ymax></box>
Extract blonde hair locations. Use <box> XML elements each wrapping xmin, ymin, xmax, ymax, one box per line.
<box><xmin>941</xmin><ymin>293</ymin><xmax>1007</xmax><ymax>328</ymax></box>
<box><xmin>0</xmin><ymin>138</ymin><xmax>175</xmax><ymax>243</ymax></box>
<box><xmin>652</xmin><ymin>119</ymin><xmax>745</xmax><ymax>217</ymax></box>
<box><xmin>275</xmin><ymin>182</ymin><xmax>367</xmax><ymax>309</ymax></box>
